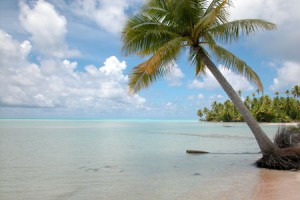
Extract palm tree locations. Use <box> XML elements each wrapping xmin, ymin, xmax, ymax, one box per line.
<box><xmin>244</xmin><ymin>96</ymin><xmax>251</xmax><ymax>109</ymax></box>
<box><xmin>256</xmin><ymin>89</ymin><xmax>260</xmax><ymax>96</ymax></box>
<box><xmin>285</xmin><ymin>90</ymin><xmax>290</xmax><ymax>98</ymax></box>
<box><xmin>122</xmin><ymin>0</ymin><xmax>277</xmax><ymax>155</ymax></box>
<box><xmin>197</xmin><ymin>109</ymin><xmax>204</xmax><ymax>119</ymax></box>
<box><xmin>291</xmin><ymin>85</ymin><xmax>300</xmax><ymax>119</ymax></box>
<box><xmin>291</xmin><ymin>85</ymin><xmax>300</xmax><ymax>99</ymax></box>
<box><xmin>285</xmin><ymin>90</ymin><xmax>291</xmax><ymax>115</ymax></box>
<box><xmin>203</xmin><ymin>107</ymin><xmax>209</xmax><ymax>115</ymax></box>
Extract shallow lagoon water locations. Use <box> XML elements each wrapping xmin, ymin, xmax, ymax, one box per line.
<box><xmin>0</xmin><ymin>120</ymin><xmax>279</xmax><ymax>199</ymax></box>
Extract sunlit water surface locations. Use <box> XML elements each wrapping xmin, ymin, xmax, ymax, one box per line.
<box><xmin>0</xmin><ymin>120</ymin><xmax>279</xmax><ymax>199</ymax></box>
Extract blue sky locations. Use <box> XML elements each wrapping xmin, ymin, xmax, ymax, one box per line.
<box><xmin>0</xmin><ymin>0</ymin><xmax>300</xmax><ymax>119</ymax></box>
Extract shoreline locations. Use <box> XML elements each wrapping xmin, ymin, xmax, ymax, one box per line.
<box><xmin>199</xmin><ymin>121</ymin><xmax>299</xmax><ymax>126</ymax></box>
<box><xmin>259</xmin><ymin>122</ymin><xmax>299</xmax><ymax>126</ymax></box>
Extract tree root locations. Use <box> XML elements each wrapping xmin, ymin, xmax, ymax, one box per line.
<box><xmin>256</xmin><ymin>124</ymin><xmax>300</xmax><ymax>170</ymax></box>
<box><xmin>256</xmin><ymin>147</ymin><xmax>300</xmax><ymax>170</ymax></box>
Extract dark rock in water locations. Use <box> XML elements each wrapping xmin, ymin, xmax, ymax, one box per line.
<box><xmin>193</xmin><ymin>173</ymin><xmax>201</xmax><ymax>176</ymax></box>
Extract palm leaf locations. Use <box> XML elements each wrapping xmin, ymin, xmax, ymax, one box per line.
<box><xmin>188</xmin><ymin>46</ymin><xmax>208</xmax><ymax>77</ymax></box>
<box><xmin>204</xmin><ymin>0</ymin><xmax>232</xmax><ymax>15</ymax></box>
<box><xmin>209</xmin><ymin>19</ymin><xmax>276</xmax><ymax>43</ymax></box>
<box><xmin>122</xmin><ymin>12</ymin><xmax>180</xmax><ymax>56</ymax></box>
<box><xmin>128</xmin><ymin>37</ymin><xmax>184</xmax><ymax>92</ymax></box>
<box><xmin>208</xmin><ymin>43</ymin><xmax>263</xmax><ymax>92</ymax></box>
<box><xmin>193</xmin><ymin>0</ymin><xmax>229</xmax><ymax>40</ymax></box>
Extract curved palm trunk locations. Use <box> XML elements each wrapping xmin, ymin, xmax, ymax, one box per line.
<box><xmin>200</xmin><ymin>53</ymin><xmax>278</xmax><ymax>155</ymax></box>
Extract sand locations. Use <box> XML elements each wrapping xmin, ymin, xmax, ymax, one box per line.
<box><xmin>176</xmin><ymin>169</ymin><xmax>300</xmax><ymax>200</ymax></box>
<box><xmin>251</xmin><ymin>169</ymin><xmax>300</xmax><ymax>200</ymax></box>
<box><xmin>259</xmin><ymin>122</ymin><xmax>299</xmax><ymax>126</ymax></box>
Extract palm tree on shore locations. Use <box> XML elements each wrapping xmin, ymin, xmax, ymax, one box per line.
<box><xmin>122</xmin><ymin>0</ymin><xmax>299</xmax><ymax>168</ymax></box>
<box><xmin>197</xmin><ymin>109</ymin><xmax>204</xmax><ymax>119</ymax></box>
<box><xmin>291</xmin><ymin>85</ymin><xmax>300</xmax><ymax>119</ymax></box>
<box><xmin>291</xmin><ymin>85</ymin><xmax>300</xmax><ymax>99</ymax></box>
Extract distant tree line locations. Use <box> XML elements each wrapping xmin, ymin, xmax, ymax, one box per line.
<box><xmin>197</xmin><ymin>85</ymin><xmax>300</xmax><ymax>122</ymax></box>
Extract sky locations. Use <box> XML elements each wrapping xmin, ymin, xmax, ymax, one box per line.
<box><xmin>0</xmin><ymin>0</ymin><xmax>299</xmax><ymax>119</ymax></box>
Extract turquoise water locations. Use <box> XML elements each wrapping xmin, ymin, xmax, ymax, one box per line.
<box><xmin>0</xmin><ymin>120</ymin><xmax>279</xmax><ymax>199</ymax></box>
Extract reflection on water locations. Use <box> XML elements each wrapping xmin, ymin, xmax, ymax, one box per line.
<box><xmin>0</xmin><ymin>120</ymin><xmax>279</xmax><ymax>200</ymax></box>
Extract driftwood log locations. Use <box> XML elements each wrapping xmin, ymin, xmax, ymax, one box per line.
<box><xmin>186</xmin><ymin>150</ymin><xmax>209</xmax><ymax>154</ymax></box>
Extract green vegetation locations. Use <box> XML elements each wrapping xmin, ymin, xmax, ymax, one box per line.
<box><xmin>197</xmin><ymin>86</ymin><xmax>300</xmax><ymax>122</ymax></box>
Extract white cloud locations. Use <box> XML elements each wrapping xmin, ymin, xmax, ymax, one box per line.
<box><xmin>197</xmin><ymin>94</ymin><xmax>205</xmax><ymax>99</ymax></box>
<box><xmin>187</xmin><ymin>95</ymin><xmax>194</xmax><ymax>100</ymax></box>
<box><xmin>19</xmin><ymin>0</ymin><xmax>80</xmax><ymax>58</ymax></box>
<box><xmin>0</xmin><ymin>30</ymin><xmax>145</xmax><ymax>111</ymax></box>
<box><xmin>165</xmin><ymin>63</ymin><xmax>184</xmax><ymax>87</ymax></box>
<box><xmin>164</xmin><ymin>102</ymin><xmax>177</xmax><ymax>111</ymax></box>
<box><xmin>230</xmin><ymin>0</ymin><xmax>300</xmax><ymax>24</ymax></box>
<box><xmin>270</xmin><ymin>61</ymin><xmax>300</xmax><ymax>91</ymax></box>
<box><xmin>69</xmin><ymin>0</ymin><xmax>143</xmax><ymax>34</ymax></box>
<box><xmin>188</xmin><ymin>66</ymin><xmax>254</xmax><ymax>91</ymax></box>
<box><xmin>229</xmin><ymin>0</ymin><xmax>300</xmax><ymax>62</ymax></box>
<box><xmin>0</xmin><ymin>30</ymin><xmax>30</xmax><ymax>67</ymax></box>
<box><xmin>217</xmin><ymin>94</ymin><xmax>224</xmax><ymax>99</ymax></box>
<box><xmin>209</xmin><ymin>94</ymin><xmax>224</xmax><ymax>100</ymax></box>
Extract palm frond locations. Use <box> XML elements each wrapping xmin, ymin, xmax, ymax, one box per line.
<box><xmin>209</xmin><ymin>19</ymin><xmax>276</xmax><ymax>43</ymax></box>
<box><xmin>208</xmin><ymin>43</ymin><xmax>263</xmax><ymax>92</ymax></box>
<box><xmin>193</xmin><ymin>0</ymin><xmax>229</xmax><ymax>40</ymax></box>
<box><xmin>128</xmin><ymin>37</ymin><xmax>184</xmax><ymax>93</ymax></box>
<box><xmin>176</xmin><ymin>0</ymin><xmax>206</xmax><ymax>24</ymax></box>
<box><xmin>137</xmin><ymin>36</ymin><xmax>189</xmax><ymax>56</ymax></box>
<box><xmin>129</xmin><ymin>60</ymin><xmax>176</xmax><ymax>93</ymax></box>
<box><xmin>205</xmin><ymin>0</ymin><xmax>232</xmax><ymax>15</ymax></box>
<box><xmin>188</xmin><ymin>46</ymin><xmax>209</xmax><ymax>77</ymax></box>
<box><xmin>195</xmin><ymin>60</ymin><xmax>207</xmax><ymax>77</ymax></box>
<box><xmin>122</xmin><ymin>12</ymin><xmax>180</xmax><ymax>56</ymax></box>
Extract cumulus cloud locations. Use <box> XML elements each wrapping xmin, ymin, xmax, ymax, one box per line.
<box><xmin>164</xmin><ymin>102</ymin><xmax>177</xmax><ymax>111</ymax></box>
<box><xmin>188</xmin><ymin>66</ymin><xmax>254</xmax><ymax>91</ymax></box>
<box><xmin>165</xmin><ymin>63</ymin><xmax>184</xmax><ymax>87</ymax></box>
<box><xmin>0</xmin><ymin>30</ymin><xmax>145</xmax><ymax>110</ymax></box>
<box><xmin>209</xmin><ymin>94</ymin><xmax>224</xmax><ymax>100</ymax></box>
<box><xmin>230</xmin><ymin>0</ymin><xmax>300</xmax><ymax>62</ymax></box>
<box><xmin>69</xmin><ymin>0</ymin><xmax>143</xmax><ymax>34</ymax></box>
<box><xmin>270</xmin><ymin>61</ymin><xmax>300</xmax><ymax>91</ymax></box>
<box><xmin>19</xmin><ymin>0</ymin><xmax>80</xmax><ymax>58</ymax></box>
<box><xmin>186</xmin><ymin>94</ymin><xmax>205</xmax><ymax>101</ymax></box>
<box><xmin>230</xmin><ymin>0</ymin><xmax>300</xmax><ymax>24</ymax></box>
<box><xmin>197</xmin><ymin>94</ymin><xmax>205</xmax><ymax>100</ymax></box>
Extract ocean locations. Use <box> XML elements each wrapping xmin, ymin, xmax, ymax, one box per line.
<box><xmin>0</xmin><ymin>120</ymin><xmax>280</xmax><ymax>199</ymax></box>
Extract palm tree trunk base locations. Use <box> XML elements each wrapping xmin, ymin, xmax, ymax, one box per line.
<box><xmin>256</xmin><ymin>125</ymin><xmax>300</xmax><ymax>170</ymax></box>
<box><xmin>256</xmin><ymin>147</ymin><xmax>300</xmax><ymax>170</ymax></box>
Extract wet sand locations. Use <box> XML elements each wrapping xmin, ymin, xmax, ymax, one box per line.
<box><xmin>177</xmin><ymin>168</ymin><xmax>300</xmax><ymax>200</ymax></box>
<box><xmin>252</xmin><ymin>169</ymin><xmax>300</xmax><ymax>200</ymax></box>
